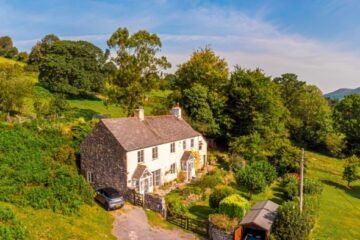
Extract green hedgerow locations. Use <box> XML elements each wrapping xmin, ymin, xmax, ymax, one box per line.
<box><xmin>218</xmin><ymin>194</ymin><xmax>250</xmax><ymax>219</ymax></box>
<box><xmin>209</xmin><ymin>185</ymin><xmax>236</xmax><ymax>209</ymax></box>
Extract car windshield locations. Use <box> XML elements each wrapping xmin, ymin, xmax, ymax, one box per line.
<box><xmin>102</xmin><ymin>188</ymin><xmax>121</xmax><ymax>198</ymax></box>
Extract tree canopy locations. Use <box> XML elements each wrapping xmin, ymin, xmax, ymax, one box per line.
<box><xmin>0</xmin><ymin>36</ymin><xmax>18</xmax><ymax>58</ymax></box>
<box><xmin>38</xmin><ymin>40</ymin><xmax>106</xmax><ymax>96</ymax></box>
<box><xmin>28</xmin><ymin>34</ymin><xmax>60</xmax><ymax>69</ymax></box>
<box><xmin>106</xmin><ymin>27</ymin><xmax>171</xmax><ymax>116</ymax></box>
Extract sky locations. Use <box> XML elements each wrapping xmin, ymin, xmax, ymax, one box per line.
<box><xmin>1</xmin><ymin>0</ymin><xmax>359</xmax><ymax>93</ymax></box>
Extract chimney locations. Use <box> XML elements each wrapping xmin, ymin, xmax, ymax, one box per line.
<box><xmin>171</xmin><ymin>103</ymin><xmax>182</xmax><ymax>119</ymax></box>
<box><xmin>135</xmin><ymin>107</ymin><xmax>144</xmax><ymax>121</ymax></box>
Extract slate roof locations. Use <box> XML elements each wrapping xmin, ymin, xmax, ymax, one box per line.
<box><xmin>180</xmin><ymin>151</ymin><xmax>194</xmax><ymax>163</ymax></box>
<box><xmin>240</xmin><ymin>200</ymin><xmax>279</xmax><ymax>231</ymax></box>
<box><xmin>132</xmin><ymin>164</ymin><xmax>147</xmax><ymax>179</ymax></box>
<box><xmin>101</xmin><ymin>115</ymin><xmax>201</xmax><ymax>152</ymax></box>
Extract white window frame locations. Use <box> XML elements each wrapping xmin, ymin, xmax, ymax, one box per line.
<box><xmin>170</xmin><ymin>163</ymin><xmax>176</xmax><ymax>174</ymax></box>
<box><xmin>152</xmin><ymin>147</ymin><xmax>158</xmax><ymax>160</ymax></box>
<box><xmin>183</xmin><ymin>140</ymin><xmax>186</xmax><ymax>150</ymax></box>
<box><xmin>199</xmin><ymin>140</ymin><xmax>203</xmax><ymax>150</ymax></box>
<box><xmin>152</xmin><ymin>169</ymin><xmax>161</xmax><ymax>186</ymax></box>
<box><xmin>137</xmin><ymin>150</ymin><xmax>144</xmax><ymax>163</ymax></box>
<box><xmin>86</xmin><ymin>171</ymin><xmax>94</xmax><ymax>183</ymax></box>
<box><xmin>170</xmin><ymin>142</ymin><xmax>175</xmax><ymax>153</ymax></box>
<box><xmin>191</xmin><ymin>138</ymin><xmax>194</xmax><ymax>148</ymax></box>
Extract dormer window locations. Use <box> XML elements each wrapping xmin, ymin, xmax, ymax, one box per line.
<box><xmin>170</xmin><ymin>142</ymin><xmax>175</xmax><ymax>153</ymax></box>
<box><xmin>137</xmin><ymin>150</ymin><xmax>144</xmax><ymax>163</ymax></box>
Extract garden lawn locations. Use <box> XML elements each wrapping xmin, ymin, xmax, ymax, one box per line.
<box><xmin>306</xmin><ymin>151</ymin><xmax>360</xmax><ymax>239</ymax></box>
<box><xmin>0</xmin><ymin>202</ymin><xmax>115</xmax><ymax>240</ymax></box>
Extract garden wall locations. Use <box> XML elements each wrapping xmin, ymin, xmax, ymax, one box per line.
<box><xmin>208</xmin><ymin>223</ymin><xmax>234</xmax><ymax>240</ymax></box>
<box><xmin>144</xmin><ymin>193</ymin><xmax>167</xmax><ymax>217</ymax></box>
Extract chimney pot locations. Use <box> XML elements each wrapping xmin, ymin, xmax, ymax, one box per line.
<box><xmin>135</xmin><ymin>107</ymin><xmax>144</xmax><ymax>121</ymax></box>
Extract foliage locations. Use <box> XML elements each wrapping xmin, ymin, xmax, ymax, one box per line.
<box><xmin>28</xmin><ymin>34</ymin><xmax>60</xmax><ymax>70</ymax></box>
<box><xmin>209</xmin><ymin>185</ymin><xmax>236</xmax><ymax>209</ymax></box>
<box><xmin>196</xmin><ymin>169</ymin><xmax>224</xmax><ymax>189</ymax></box>
<box><xmin>39</xmin><ymin>40</ymin><xmax>106</xmax><ymax>96</ymax></box>
<box><xmin>275</xmin><ymin>74</ymin><xmax>334</xmax><ymax>150</ymax></box>
<box><xmin>54</xmin><ymin>145</ymin><xmax>76</xmax><ymax>166</ymax></box>
<box><xmin>325</xmin><ymin>132</ymin><xmax>346</xmax><ymax>157</ymax></box>
<box><xmin>14</xmin><ymin>52</ymin><xmax>29</xmax><ymax>63</ymax></box>
<box><xmin>272</xmin><ymin>201</ymin><xmax>314</xmax><ymax>240</ymax></box>
<box><xmin>0</xmin><ymin>120</ymin><xmax>94</xmax><ymax>215</ymax></box>
<box><xmin>250</xmin><ymin>161</ymin><xmax>277</xmax><ymax>185</ymax></box>
<box><xmin>0</xmin><ymin>36</ymin><xmax>18</xmax><ymax>58</ymax></box>
<box><xmin>235</xmin><ymin>165</ymin><xmax>267</xmax><ymax>199</ymax></box>
<box><xmin>0</xmin><ymin>206</ymin><xmax>27</xmax><ymax>240</ymax></box>
<box><xmin>342</xmin><ymin>164</ymin><xmax>358</xmax><ymax>188</ymax></box>
<box><xmin>165</xmin><ymin>193</ymin><xmax>188</xmax><ymax>215</ymax></box>
<box><xmin>208</xmin><ymin>213</ymin><xmax>239</xmax><ymax>233</ymax></box>
<box><xmin>0</xmin><ymin>63</ymin><xmax>33</xmax><ymax>113</ymax></box>
<box><xmin>304</xmin><ymin>177</ymin><xmax>323</xmax><ymax>195</ymax></box>
<box><xmin>106</xmin><ymin>27</ymin><xmax>171</xmax><ymax>116</ymax></box>
<box><xmin>172</xmin><ymin>47</ymin><xmax>230</xmax><ymax>137</ymax></box>
<box><xmin>334</xmin><ymin>94</ymin><xmax>360</xmax><ymax>155</ymax></box>
<box><xmin>218</xmin><ymin>194</ymin><xmax>250</xmax><ymax>219</ymax></box>
<box><xmin>281</xmin><ymin>174</ymin><xmax>299</xmax><ymax>201</ymax></box>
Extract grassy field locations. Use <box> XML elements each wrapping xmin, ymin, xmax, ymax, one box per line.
<box><xmin>0</xmin><ymin>56</ymin><xmax>26</xmax><ymax>66</ymax></box>
<box><xmin>306</xmin><ymin>151</ymin><xmax>360</xmax><ymax>239</ymax></box>
<box><xmin>0</xmin><ymin>202</ymin><xmax>115</xmax><ymax>240</ymax></box>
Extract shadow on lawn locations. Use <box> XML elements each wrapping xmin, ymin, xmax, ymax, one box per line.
<box><xmin>321</xmin><ymin>179</ymin><xmax>360</xmax><ymax>199</ymax></box>
<box><xmin>188</xmin><ymin>205</ymin><xmax>215</xmax><ymax>220</ymax></box>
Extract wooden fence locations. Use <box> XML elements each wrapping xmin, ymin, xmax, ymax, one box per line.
<box><xmin>166</xmin><ymin>210</ymin><xmax>209</xmax><ymax>237</ymax></box>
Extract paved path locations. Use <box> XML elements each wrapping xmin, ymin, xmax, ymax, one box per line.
<box><xmin>112</xmin><ymin>205</ymin><xmax>199</xmax><ymax>240</ymax></box>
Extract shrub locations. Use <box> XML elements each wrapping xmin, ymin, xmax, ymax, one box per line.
<box><xmin>209</xmin><ymin>185</ymin><xmax>236</xmax><ymax>209</ymax></box>
<box><xmin>250</xmin><ymin>161</ymin><xmax>277</xmax><ymax>185</ymax></box>
<box><xmin>54</xmin><ymin>145</ymin><xmax>76</xmax><ymax>166</ymax></box>
<box><xmin>304</xmin><ymin>178</ymin><xmax>323</xmax><ymax>195</ymax></box>
<box><xmin>0</xmin><ymin>206</ymin><xmax>28</xmax><ymax>240</ymax></box>
<box><xmin>181</xmin><ymin>186</ymin><xmax>202</xmax><ymax>197</ymax></box>
<box><xmin>218</xmin><ymin>194</ymin><xmax>250</xmax><ymax>219</ymax></box>
<box><xmin>281</xmin><ymin>174</ymin><xmax>299</xmax><ymax>200</ymax></box>
<box><xmin>165</xmin><ymin>193</ymin><xmax>187</xmax><ymax>215</ymax></box>
<box><xmin>236</xmin><ymin>166</ymin><xmax>266</xmax><ymax>199</ymax></box>
<box><xmin>272</xmin><ymin>201</ymin><xmax>314</xmax><ymax>240</ymax></box>
<box><xmin>196</xmin><ymin>170</ymin><xmax>224</xmax><ymax>189</ymax></box>
<box><xmin>208</xmin><ymin>214</ymin><xmax>239</xmax><ymax>233</ymax></box>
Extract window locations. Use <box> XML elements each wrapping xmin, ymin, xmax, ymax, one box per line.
<box><xmin>170</xmin><ymin>163</ymin><xmax>176</xmax><ymax>174</ymax></box>
<box><xmin>152</xmin><ymin>147</ymin><xmax>158</xmax><ymax>160</ymax></box>
<box><xmin>152</xmin><ymin>169</ymin><xmax>161</xmax><ymax>186</ymax></box>
<box><xmin>191</xmin><ymin>139</ymin><xmax>194</xmax><ymax>148</ymax></box>
<box><xmin>183</xmin><ymin>140</ymin><xmax>186</xmax><ymax>150</ymax></box>
<box><xmin>86</xmin><ymin>171</ymin><xmax>94</xmax><ymax>183</ymax></box>
<box><xmin>199</xmin><ymin>141</ymin><xmax>203</xmax><ymax>150</ymax></box>
<box><xmin>170</xmin><ymin>142</ymin><xmax>175</xmax><ymax>153</ymax></box>
<box><xmin>137</xmin><ymin>150</ymin><xmax>144</xmax><ymax>163</ymax></box>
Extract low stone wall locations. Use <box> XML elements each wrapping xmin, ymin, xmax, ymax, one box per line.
<box><xmin>208</xmin><ymin>223</ymin><xmax>234</xmax><ymax>240</ymax></box>
<box><xmin>144</xmin><ymin>193</ymin><xmax>166</xmax><ymax>217</ymax></box>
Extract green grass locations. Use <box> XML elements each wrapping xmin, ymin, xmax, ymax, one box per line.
<box><xmin>0</xmin><ymin>202</ymin><xmax>115</xmax><ymax>240</ymax></box>
<box><xmin>306</xmin><ymin>151</ymin><xmax>360</xmax><ymax>240</ymax></box>
<box><xmin>145</xmin><ymin>208</ymin><xmax>177</xmax><ymax>230</ymax></box>
<box><xmin>0</xmin><ymin>56</ymin><xmax>25</xmax><ymax>66</ymax></box>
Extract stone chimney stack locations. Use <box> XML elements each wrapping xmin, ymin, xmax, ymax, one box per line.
<box><xmin>135</xmin><ymin>107</ymin><xmax>144</xmax><ymax>121</ymax></box>
<box><xmin>171</xmin><ymin>103</ymin><xmax>182</xmax><ymax>119</ymax></box>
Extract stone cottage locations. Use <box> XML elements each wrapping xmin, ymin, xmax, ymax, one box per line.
<box><xmin>80</xmin><ymin>105</ymin><xmax>207</xmax><ymax>194</ymax></box>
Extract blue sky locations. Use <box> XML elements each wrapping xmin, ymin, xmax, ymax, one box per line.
<box><xmin>1</xmin><ymin>0</ymin><xmax>359</xmax><ymax>92</ymax></box>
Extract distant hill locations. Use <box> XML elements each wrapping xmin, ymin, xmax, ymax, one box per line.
<box><xmin>325</xmin><ymin>87</ymin><xmax>360</xmax><ymax>100</ymax></box>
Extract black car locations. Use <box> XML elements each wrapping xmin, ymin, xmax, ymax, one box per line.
<box><xmin>95</xmin><ymin>187</ymin><xmax>125</xmax><ymax>210</ymax></box>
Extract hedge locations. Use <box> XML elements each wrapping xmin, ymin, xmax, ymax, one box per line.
<box><xmin>219</xmin><ymin>194</ymin><xmax>250</xmax><ymax>219</ymax></box>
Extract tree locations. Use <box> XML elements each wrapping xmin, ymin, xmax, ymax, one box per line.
<box><xmin>106</xmin><ymin>27</ymin><xmax>171</xmax><ymax>116</ymax></box>
<box><xmin>342</xmin><ymin>155</ymin><xmax>359</xmax><ymax>188</ymax></box>
<box><xmin>28</xmin><ymin>34</ymin><xmax>60</xmax><ymax>69</ymax></box>
<box><xmin>0</xmin><ymin>36</ymin><xmax>18</xmax><ymax>58</ymax></box>
<box><xmin>275</xmin><ymin>73</ymin><xmax>334</xmax><ymax>149</ymax></box>
<box><xmin>235</xmin><ymin>166</ymin><xmax>266</xmax><ymax>199</ymax></box>
<box><xmin>272</xmin><ymin>201</ymin><xmax>314</xmax><ymax>240</ymax></box>
<box><xmin>0</xmin><ymin>63</ymin><xmax>33</xmax><ymax>113</ymax></box>
<box><xmin>39</xmin><ymin>40</ymin><xmax>106</xmax><ymax>96</ymax></box>
<box><xmin>172</xmin><ymin>47</ymin><xmax>230</xmax><ymax>137</ymax></box>
<box><xmin>15</xmin><ymin>52</ymin><xmax>29</xmax><ymax>63</ymax></box>
<box><xmin>334</xmin><ymin>94</ymin><xmax>360</xmax><ymax>155</ymax></box>
<box><xmin>250</xmin><ymin>161</ymin><xmax>277</xmax><ymax>185</ymax></box>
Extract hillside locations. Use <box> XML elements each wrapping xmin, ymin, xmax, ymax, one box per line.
<box><xmin>325</xmin><ymin>87</ymin><xmax>360</xmax><ymax>99</ymax></box>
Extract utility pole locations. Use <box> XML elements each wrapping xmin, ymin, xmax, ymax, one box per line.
<box><xmin>300</xmin><ymin>148</ymin><xmax>304</xmax><ymax>214</ymax></box>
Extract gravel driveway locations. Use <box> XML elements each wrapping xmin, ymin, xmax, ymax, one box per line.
<box><xmin>112</xmin><ymin>204</ymin><xmax>199</xmax><ymax>240</ymax></box>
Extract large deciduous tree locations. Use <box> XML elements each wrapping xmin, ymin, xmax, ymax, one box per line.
<box><xmin>0</xmin><ymin>36</ymin><xmax>18</xmax><ymax>58</ymax></box>
<box><xmin>106</xmin><ymin>27</ymin><xmax>171</xmax><ymax>116</ymax></box>
<box><xmin>172</xmin><ymin>48</ymin><xmax>230</xmax><ymax>137</ymax></box>
<box><xmin>0</xmin><ymin>64</ymin><xmax>33</xmax><ymax>113</ymax></box>
<box><xmin>38</xmin><ymin>40</ymin><xmax>106</xmax><ymax>96</ymax></box>
<box><xmin>274</xmin><ymin>73</ymin><xmax>335</xmax><ymax>150</ymax></box>
<box><xmin>28</xmin><ymin>34</ymin><xmax>60</xmax><ymax>69</ymax></box>
<box><xmin>334</xmin><ymin>94</ymin><xmax>360</xmax><ymax>155</ymax></box>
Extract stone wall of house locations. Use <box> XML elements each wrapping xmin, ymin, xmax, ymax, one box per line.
<box><xmin>144</xmin><ymin>193</ymin><xmax>166</xmax><ymax>216</ymax></box>
<box><xmin>80</xmin><ymin>122</ymin><xmax>128</xmax><ymax>193</ymax></box>
<box><xmin>208</xmin><ymin>223</ymin><xmax>234</xmax><ymax>240</ymax></box>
